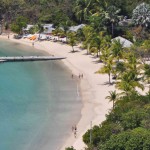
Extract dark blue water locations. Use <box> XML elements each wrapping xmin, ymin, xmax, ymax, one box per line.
<box><xmin>0</xmin><ymin>40</ymin><xmax>82</xmax><ymax>150</ymax></box>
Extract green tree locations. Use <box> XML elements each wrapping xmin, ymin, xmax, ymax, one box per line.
<box><xmin>105</xmin><ymin>5</ymin><xmax>120</xmax><ymax>37</ymax></box>
<box><xmin>116</xmin><ymin>71</ymin><xmax>144</xmax><ymax>96</ymax></box>
<box><xmin>111</xmin><ymin>39</ymin><xmax>123</xmax><ymax>62</ymax></box>
<box><xmin>121</xmin><ymin>109</ymin><xmax>148</xmax><ymax>130</ymax></box>
<box><xmin>97</xmin><ymin>57</ymin><xmax>114</xmax><ymax>84</ymax></box>
<box><xmin>132</xmin><ymin>3</ymin><xmax>150</xmax><ymax>29</ymax></box>
<box><xmin>106</xmin><ymin>90</ymin><xmax>119</xmax><ymax>110</ymax></box>
<box><xmin>65</xmin><ymin>146</ymin><xmax>76</xmax><ymax>150</ymax></box>
<box><xmin>67</xmin><ymin>32</ymin><xmax>77</xmax><ymax>52</ymax></box>
<box><xmin>74</xmin><ymin>0</ymin><xmax>93</xmax><ymax>23</ymax></box>
<box><xmin>82</xmin><ymin>25</ymin><xmax>95</xmax><ymax>54</ymax></box>
<box><xmin>99</xmin><ymin>128</ymin><xmax>150</xmax><ymax>150</ymax></box>
<box><xmin>11</xmin><ymin>16</ymin><xmax>28</xmax><ymax>34</ymax></box>
<box><xmin>142</xmin><ymin>64</ymin><xmax>150</xmax><ymax>84</ymax></box>
<box><xmin>141</xmin><ymin>40</ymin><xmax>150</xmax><ymax>60</ymax></box>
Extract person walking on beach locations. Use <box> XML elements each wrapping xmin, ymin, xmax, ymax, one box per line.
<box><xmin>74</xmin><ymin>130</ymin><xmax>77</xmax><ymax>138</ymax></box>
<box><xmin>32</xmin><ymin>42</ymin><xmax>34</xmax><ymax>47</ymax></box>
<box><xmin>74</xmin><ymin>125</ymin><xmax>77</xmax><ymax>138</ymax></box>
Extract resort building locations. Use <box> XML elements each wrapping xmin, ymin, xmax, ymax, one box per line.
<box><xmin>69</xmin><ymin>24</ymin><xmax>85</xmax><ymax>32</ymax></box>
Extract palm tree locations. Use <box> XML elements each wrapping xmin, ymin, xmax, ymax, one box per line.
<box><xmin>105</xmin><ymin>5</ymin><xmax>120</xmax><ymax>37</ymax></box>
<box><xmin>125</xmin><ymin>52</ymin><xmax>142</xmax><ymax>73</ymax></box>
<box><xmin>74</xmin><ymin>0</ymin><xmax>93</xmax><ymax>23</ymax></box>
<box><xmin>141</xmin><ymin>40</ymin><xmax>150</xmax><ymax>60</ymax></box>
<box><xmin>115</xmin><ymin>61</ymin><xmax>126</xmax><ymax>77</ymax></box>
<box><xmin>106</xmin><ymin>90</ymin><xmax>119</xmax><ymax>110</ymax></box>
<box><xmin>67</xmin><ymin>32</ymin><xmax>77</xmax><ymax>52</ymax></box>
<box><xmin>82</xmin><ymin>25</ymin><xmax>95</xmax><ymax>54</ymax></box>
<box><xmin>100</xmin><ymin>46</ymin><xmax>111</xmax><ymax>64</ymax></box>
<box><xmin>116</xmin><ymin>71</ymin><xmax>144</xmax><ymax>96</ymax></box>
<box><xmin>90</xmin><ymin>31</ymin><xmax>105</xmax><ymax>57</ymax></box>
<box><xmin>142</xmin><ymin>64</ymin><xmax>150</xmax><ymax>84</ymax></box>
<box><xmin>111</xmin><ymin>39</ymin><xmax>123</xmax><ymax>62</ymax></box>
<box><xmin>97</xmin><ymin>57</ymin><xmax>113</xmax><ymax>84</ymax></box>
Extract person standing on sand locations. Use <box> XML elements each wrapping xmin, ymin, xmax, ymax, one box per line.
<box><xmin>32</xmin><ymin>42</ymin><xmax>34</xmax><ymax>47</ymax></box>
<box><xmin>79</xmin><ymin>74</ymin><xmax>80</xmax><ymax>78</ymax></box>
<box><xmin>74</xmin><ymin>125</ymin><xmax>77</xmax><ymax>138</ymax></box>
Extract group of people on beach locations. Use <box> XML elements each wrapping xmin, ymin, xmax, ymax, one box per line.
<box><xmin>72</xmin><ymin>74</ymin><xmax>83</xmax><ymax>79</ymax></box>
<box><xmin>79</xmin><ymin>74</ymin><xmax>83</xmax><ymax>78</ymax></box>
<box><xmin>72</xmin><ymin>125</ymin><xmax>77</xmax><ymax>138</ymax></box>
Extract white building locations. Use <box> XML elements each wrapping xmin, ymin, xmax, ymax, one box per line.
<box><xmin>69</xmin><ymin>24</ymin><xmax>85</xmax><ymax>32</ymax></box>
<box><xmin>112</xmin><ymin>36</ymin><xmax>133</xmax><ymax>48</ymax></box>
<box><xmin>22</xmin><ymin>24</ymin><xmax>34</xmax><ymax>32</ymax></box>
<box><xmin>43</xmin><ymin>24</ymin><xmax>55</xmax><ymax>34</ymax></box>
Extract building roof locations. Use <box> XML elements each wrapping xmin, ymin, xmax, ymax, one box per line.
<box><xmin>23</xmin><ymin>25</ymin><xmax>34</xmax><ymax>31</ymax></box>
<box><xmin>43</xmin><ymin>24</ymin><xmax>53</xmax><ymax>28</ymax></box>
<box><xmin>43</xmin><ymin>24</ymin><xmax>55</xmax><ymax>33</ymax></box>
<box><xmin>119</xmin><ymin>19</ymin><xmax>132</xmax><ymax>26</ymax></box>
<box><xmin>112</xmin><ymin>36</ymin><xmax>133</xmax><ymax>48</ymax></box>
<box><xmin>69</xmin><ymin>24</ymin><xmax>85</xmax><ymax>32</ymax></box>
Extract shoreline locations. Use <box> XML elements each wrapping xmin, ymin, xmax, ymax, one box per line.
<box><xmin>0</xmin><ymin>34</ymin><xmax>114</xmax><ymax>150</ymax></box>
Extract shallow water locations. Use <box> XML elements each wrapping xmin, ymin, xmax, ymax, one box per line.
<box><xmin>0</xmin><ymin>40</ymin><xmax>82</xmax><ymax>150</ymax></box>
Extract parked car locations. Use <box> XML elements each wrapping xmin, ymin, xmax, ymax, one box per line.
<box><xmin>14</xmin><ymin>35</ymin><xmax>22</xmax><ymax>39</ymax></box>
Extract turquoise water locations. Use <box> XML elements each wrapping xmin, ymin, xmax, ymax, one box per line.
<box><xmin>0</xmin><ymin>40</ymin><xmax>82</xmax><ymax>150</ymax></box>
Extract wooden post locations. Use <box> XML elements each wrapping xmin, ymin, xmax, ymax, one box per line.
<box><xmin>90</xmin><ymin>121</ymin><xmax>92</xmax><ymax>145</ymax></box>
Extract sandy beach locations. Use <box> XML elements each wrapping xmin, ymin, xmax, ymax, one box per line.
<box><xmin>0</xmin><ymin>34</ymin><xmax>115</xmax><ymax>150</ymax></box>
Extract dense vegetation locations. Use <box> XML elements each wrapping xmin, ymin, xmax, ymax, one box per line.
<box><xmin>1</xmin><ymin>1</ymin><xmax>150</xmax><ymax>150</ymax></box>
<box><xmin>0</xmin><ymin>0</ymin><xmax>150</xmax><ymax>27</ymax></box>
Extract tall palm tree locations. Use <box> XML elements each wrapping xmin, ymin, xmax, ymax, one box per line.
<box><xmin>97</xmin><ymin>57</ymin><xmax>113</xmax><ymax>84</ymax></box>
<box><xmin>106</xmin><ymin>90</ymin><xmax>119</xmax><ymax>110</ymax></box>
<box><xmin>116</xmin><ymin>71</ymin><xmax>144</xmax><ymax>96</ymax></box>
<box><xmin>67</xmin><ymin>32</ymin><xmax>77</xmax><ymax>52</ymax></box>
<box><xmin>115</xmin><ymin>61</ymin><xmax>126</xmax><ymax>77</ymax></box>
<box><xmin>100</xmin><ymin>46</ymin><xmax>111</xmax><ymax>64</ymax></box>
<box><xmin>142</xmin><ymin>63</ymin><xmax>150</xmax><ymax>84</ymax></box>
<box><xmin>74</xmin><ymin>0</ymin><xmax>93</xmax><ymax>23</ymax></box>
<box><xmin>125</xmin><ymin>52</ymin><xmax>142</xmax><ymax>73</ymax></box>
<box><xmin>82</xmin><ymin>25</ymin><xmax>95</xmax><ymax>54</ymax></box>
<box><xmin>111</xmin><ymin>39</ymin><xmax>123</xmax><ymax>62</ymax></box>
<box><xmin>105</xmin><ymin>5</ymin><xmax>120</xmax><ymax>37</ymax></box>
<box><xmin>90</xmin><ymin>31</ymin><xmax>105</xmax><ymax>57</ymax></box>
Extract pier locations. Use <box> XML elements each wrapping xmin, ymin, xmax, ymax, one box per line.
<box><xmin>0</xmin><ymin>56</ymin><xmax>66</xmax><ymax>62</ymax></box>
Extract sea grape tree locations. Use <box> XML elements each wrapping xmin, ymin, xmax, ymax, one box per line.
<box><xmin>132</xmin><ymin>3</ymin><xmax>150</xmax><ymax>28</ymax></box>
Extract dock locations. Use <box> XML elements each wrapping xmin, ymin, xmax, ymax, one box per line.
<box><xmin>0</xmin><ymin>56</ymin><xmax>66</xmax><ymax>62</ymax></box>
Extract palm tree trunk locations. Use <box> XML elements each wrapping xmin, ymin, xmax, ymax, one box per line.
<box><xmin>72</xmin><ymin>45</ymin><xmax>74</xmax><ymax>52</ymax></box>
<box><xmin>97</xmin><ymin>50</ymin><xmax>98</xmax><ymax>57</ymax></box>
<box><xmin>87</xmin><ymin>44</ymin><xmax>90</xmax><ymax>55</ymax></box>
<box><xmin>109</xmin><ymin>73</ymin><xmax>111</xmax><ymax>84</ymax></box>
<box><xmin>112</xmin><ymin>23</ymin><xmax>114</xmax><ymax>37</ymax></box>
<box><xmin>113</xmin><ymin>100</ymin><xmax>114</xmax><ymax>110</ymax></box>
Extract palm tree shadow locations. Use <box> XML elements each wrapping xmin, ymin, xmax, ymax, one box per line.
<box><xmin>68</xmin><ymin>50</ymin><xmax>80</xmax><ymax>53</ymax></box>
<box><xmin>92</xmin><ymin>59</ymin><xmax>103</xmax><ymax>64</ymax></box>
<box><xmin>99</xmin><ymin>81</ymin><xmax>115</xmax><ymax>86</ymax></box>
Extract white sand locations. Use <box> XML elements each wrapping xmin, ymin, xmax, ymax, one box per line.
<box><xmin>0</xmin><ymin>34</ymin><xmax>115</xmax><ymax>150</ymax></box>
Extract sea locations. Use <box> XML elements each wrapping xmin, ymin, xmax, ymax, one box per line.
<box><xmin>0</xmin><ymin>40</ymin><xmax>82</xmax><ymax>150</ymax></box>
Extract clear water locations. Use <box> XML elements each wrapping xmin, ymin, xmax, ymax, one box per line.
<box><xmin>0</xmin><ymin>40</ymin><xmax>82</xmax><ymax>150</ymax></box>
